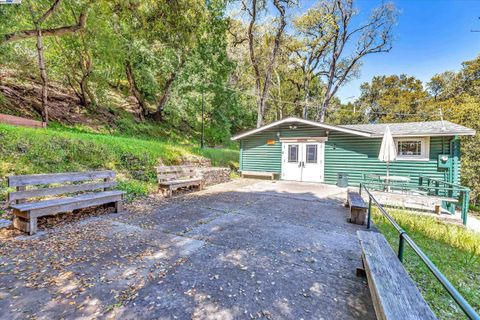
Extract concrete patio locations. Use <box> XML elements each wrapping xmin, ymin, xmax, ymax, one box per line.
<box><xmin>0</xmin><ymin>179</ymin><xmax>374</xmax><ymax>319</ymax></box>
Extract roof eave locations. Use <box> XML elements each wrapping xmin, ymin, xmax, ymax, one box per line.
<box><xmin>231</xmin><ymin>117</ymin><xmax>372</xmax><ymax>140</ymax></box>
<box><xmin>371</xmin><ymin>131</ymin><xmax>476</xmax><ymax>138</ymax></box>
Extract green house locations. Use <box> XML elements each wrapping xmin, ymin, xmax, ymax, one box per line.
<box><xmin>232</xmin><ymin>117</ymin><xmax>476</xmax><ymax>187</ymax></box>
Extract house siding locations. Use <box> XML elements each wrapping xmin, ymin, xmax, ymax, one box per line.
<box><xmin>239</xmin><ymin>125</ymin><xmax>454</xmax><ymax>187</ymax></box>
<box><xmin>240</xmin><ymin>124</ymin><xmax>326</xmax><ymax>174</ymax></box>
<box><xmin>324</xmin><ymin>132</ymin><xmax>451</xmax><ymax>187</ymax></box>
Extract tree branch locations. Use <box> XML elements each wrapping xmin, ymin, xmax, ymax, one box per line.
<box><xmin>38</xmin><ymin>0</ymin><xmax>63</xmax><ymax>24</ymax></box>
<box><xmin>1</xmin><ymin>11</ymin><xmax>87</xmax><ymax>44</ymax></box>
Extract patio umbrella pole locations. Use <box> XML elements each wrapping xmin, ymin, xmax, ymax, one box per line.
<box><xmin>378</xmin><ymin>125</ymin><xmax>396</xmax><ymax>192</ymax></box>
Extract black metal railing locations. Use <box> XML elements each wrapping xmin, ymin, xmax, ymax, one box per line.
<box><xmin>360</xmin><ymin>183</ymin><xmax>480</xmax><ymax>320</ymax></box>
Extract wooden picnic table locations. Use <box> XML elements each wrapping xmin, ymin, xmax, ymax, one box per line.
<box><xmin>379</xmin><ymin>175</ymin><xmax>411</xmax><ymax>182</ymax></box>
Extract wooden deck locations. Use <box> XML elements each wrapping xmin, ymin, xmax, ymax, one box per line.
<box><xmin>369</xmin><ymin>190</ymin><xmax>461</xmax><ymax>219</ymax></box>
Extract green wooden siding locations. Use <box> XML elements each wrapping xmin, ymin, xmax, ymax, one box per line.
<box><xmin>450</xmin><ymin>137</ymin><xmax>461</xmax><ymax>185</ymax></box>
<box><xmin>324</xmin><ymin>132</ymin><xmax>451</xmax><ymax>187</ymax></box>
<box><xmin>239</xmin><ymin>124</ymin><xmax>457</xmax><ymax>187</ymax></box>
<box><xmin>240</xmin><ymin>124</ymin><xmax>326</xmax><ymax>174</ymax></box>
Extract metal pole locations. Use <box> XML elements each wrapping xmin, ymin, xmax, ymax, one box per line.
<box><xmin>463</xmin><ymin>190</ymin><xmax>470</xmax><ymax>225</ymax></box>
<box><xmin>367</xmin><ymin>198</ymin><xmax>372</xmax><ymax>229</ymax></box>
<box><xmin>398</xmin><ymin>231</ymin><xmax>406</xmax><ymax>262</ymax></box>
<box><xmin>201</xmin><ymin>90</ymin><xmax>205</xmax><ymax>149</ymax></box>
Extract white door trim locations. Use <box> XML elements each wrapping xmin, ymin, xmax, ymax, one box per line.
<box><xmin>279</xmin><ymin>137</ymin><xmax>328</xmax><ymax>143</ymax></box>
<box><xmin>281</xmin><ymin>143</ymin><xmax>303</xmax><ymax>181</ymax></box>
<box><xmin>281</xmin><ymin>142</ymin><xmax>325</xmax><ymax>183</ymax></box>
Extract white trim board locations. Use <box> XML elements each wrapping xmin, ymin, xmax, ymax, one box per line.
<box><xmin>279</xmin><ymin>137</ymin><xmax>328</xmax><ymax>142</ymax></box>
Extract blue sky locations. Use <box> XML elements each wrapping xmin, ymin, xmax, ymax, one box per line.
<box><xmin>303</xmin><ymin>0</ymin><xmax>480</xmax><ymax>102</ymax></box>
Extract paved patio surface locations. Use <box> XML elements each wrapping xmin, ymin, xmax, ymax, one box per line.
<box><xmin>0</xmin><ymin>179</ymin><xmax>374</xmax><ymax>319</ymax></box>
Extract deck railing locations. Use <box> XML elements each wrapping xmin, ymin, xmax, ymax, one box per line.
<box><xmin>362</xmin><ymin>173</ymin><xmax>471</xmax><ymax>225</ymax></box>
<box><xmin>419</xmin><ymin>175</ymin><xmax>470</xmax><ymax>224</ymax></box>
<box><xmin>360</xmin><ymin>183</ymin><xmax>480</xmax><ymax>320</ymax></box>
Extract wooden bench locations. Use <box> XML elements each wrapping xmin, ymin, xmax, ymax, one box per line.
<box><xmin>8</xmin><ymin>170</ymin><xmax>125</xmax><ymax>235</ymax></box>
<box><xmin>347</xmin><ymin>191</ymin><xmax>367</xmax><ymax>225</ymax></box>
<box><xmin>240</xmin><ymin>171</ymin><xmax>276</xmax><ymax>180</ymax></box>
<box><xmin>357</xmin><ymin>231</ymin><xmax>437</xmax><ymax>320</ymax></box>
<box><xmin>157</xmin><ymin>166</ymin><xmax>204</xmax><ymax>198</ymax></box>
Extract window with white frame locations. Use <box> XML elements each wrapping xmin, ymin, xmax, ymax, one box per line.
<box><xmin>395</xmin><ymin>137</ymin><xmax>429</xmax><ymax>160</ymax></box>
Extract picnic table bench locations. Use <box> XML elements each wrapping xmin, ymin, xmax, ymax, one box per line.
<box><xmin>157</xmin><ymin>166</ymin><xmax>204</xmax><ymax>198</ymax></box>
<box><xmin>357</xmin><ymin>230</ymin><xmax>437</xmax><ymax>320</ymax></box>
<box><xmin>8</xmin><ymin>170</ymin><xmax>125</xmax><ymax>235</ymax></box>
<box><xmin>346</xmin><ymin>190</ymin><xmax>367</xmax><ymax>225</ymax></box>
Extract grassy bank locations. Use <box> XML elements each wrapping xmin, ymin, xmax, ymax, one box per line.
<box><xmin>0</xmin><ymin>124</ymin><xmax>239</xmax><ymax>202</ymax></box>
<box><xmin>372</xmin><ymin>209</ymin><xmax>480</xmax><ymax>319</ymax></box>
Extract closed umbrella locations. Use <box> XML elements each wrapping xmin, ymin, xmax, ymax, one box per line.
<box><xmin>378</xmin><ymin>125</ymin><xmax>396</xmax><ymax>178</ymax></box>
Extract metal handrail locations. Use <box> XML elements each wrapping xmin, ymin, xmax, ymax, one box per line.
<box><xmin>418</xmin><ymin>175</ymin><xmax>471</xmax><ymax>225</ymax></box>
<box><xmin>419</xmin><ymin>174</ymin><xmax>470</xmax><ymax>190</ymax></box>
<box><xmin>363</xmin><ymin>174</ymin><xmax>471</xmax><ymax>225</ymax></box>
<box><xmin>360</xmin><ymin>183</ymin><xmax>480</xmax><ymax>320</ymax></box>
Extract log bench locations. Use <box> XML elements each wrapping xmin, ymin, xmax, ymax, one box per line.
<box><xmin>346</xmin><ymin>191</ymin><xmax>367</xmax><ymax>225</ymax></box>
<box><xmin>157</xmin><ymin>166</ymin><xmax>204</xmax><ymax>198</ymax></box>
<box><xmin>357</xmin><ymin>231</ymin><xmax>437</xmax><ymax>320</ymax></box>
<box><xmin>240</xmin><ymin>171</ymin><xmax>276</xmax><ymax>180</ymax></box>
<box><xmin>8</xmin><ymin>170</ymin><xmax>125</xmax><ymax>235</ymax></box>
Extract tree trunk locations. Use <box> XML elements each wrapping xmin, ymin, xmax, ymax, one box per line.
<box><xmin>78</xmin><ymin>51</ymin><xmax>96</xmax><ymax>108</ymax></box>
<box><xmin>125</xmin><ymin>60</ymin><xmax>147</xmax><ymax>119</ymax></box>
<box><xmin>79</xmin><ymin>74</ymin><xmax>92</xmax><ymax>106</ymax></box>
<box><xmin>34</xmin><ymin>26</ymin><xmax>49</xmax><ymax>123</ymax></box>
<box><xmin>302</xmin><ymin>79</ymin><xmax>310</xmax><ymax>119</ymax></box>
<box><xmin>318</xmin><ymin>94</ymin><xmax>331</xmax><ymax>123</ymax></box>
<box><xmin>247</xmin><ymin>0</ymin><xmax>286</xmax><ymax>128</ymax></box>
<box><xmin>256</xmin><ymin>96</ymin><xmax>264</xmax><ymax>127</ymax></box>
<box><xmin>150</xmin><ymin>71</ymin><xmax>177</xmax><ymax>122</ymax></box>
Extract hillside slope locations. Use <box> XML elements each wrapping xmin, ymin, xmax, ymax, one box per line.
<box><xmin>0</xmin><ymin>73</ymin><xmax>210</xmax><ymax>144</ymax></box>
<box><xmin>0</xmin><ymin>124</ymin><xmax>239</xmax><ymax>205</ymax></box>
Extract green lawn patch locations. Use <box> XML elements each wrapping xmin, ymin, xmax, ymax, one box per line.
<box><xmin>372</xmin><ymin>209</ymin><xmax>480</xmax><ymax>319</ymax></box>
<box><xmin>0</xmin><ymin>124</ymin><xmax>239</xmax><ymax>201</ymax></box>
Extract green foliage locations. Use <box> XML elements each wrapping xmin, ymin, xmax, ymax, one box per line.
<box><xmin>0</xmin><ymin>0</ymin><xmax>255</xmax><ymax>146</ymax></box>
<box><xmin>116</xmin><ymin>179</ymin><xmax>156</xmax><ymax>202</ymax></box>
<box><xmin>194</xmin><ymin>147</ymin><xmax>239</xmax><ymax>168</ymax></box>
<box><xmin>356</xmin><ymin>74</ymin><xmax>429</xmax><ymax>122</ymax></box>
<box><xmin>373</xmin><ymin>209</ymin><xmax>480</xmax><ymax>319</ymax></box>
<box><xmin>0</xmin><ymin>92</ymin><xmax>6</xmax><ymax>106</ymax></box>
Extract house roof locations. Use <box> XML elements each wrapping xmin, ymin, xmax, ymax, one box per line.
<box><xmin>231</xmin><ymin>117</ymin><xmax>476</xmax><ymax>141</ymax></box>
<box><xmin>231</xmin><ymin>117</ymin><xmax>372</xmax><ymax>140</ymax></box>
<box><xmin>340</xmin><ymin>121</ymin><xmax>476</xmax><ymax>137</ymax></box>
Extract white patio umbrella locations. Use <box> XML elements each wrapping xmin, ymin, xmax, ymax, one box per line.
<box><xmin>378</xmin><ymin>125</ymin><xmax>397</xmax><ymax>178</ymax></box>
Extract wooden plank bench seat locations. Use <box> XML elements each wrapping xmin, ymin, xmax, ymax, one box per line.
<box><xmin>357</xmin><ymin>231</ymin><xmax>437</xmax><ymax>320</ymax></box>
<box><xmin>157</xmin><ymin>166</ymin><xmax>204</xmax><ymax>198</ymax></box>
<box><xmin>240</xmin><ymin>171</ymin><xmax>276</xmax><ymax>180</ymax></box>
<box><xmin>8</xmin><ymin>170</ymin><xmax>125</xmax><ymax>235</ymax></box>
<box><xmin>347</xmin><ymin>190</ymin><xmax>367</xmax><ymax>225</ymax></box>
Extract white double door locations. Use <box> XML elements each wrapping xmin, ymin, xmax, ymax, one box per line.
<box><xmin>282</xmin><ymin>142</ymin><xmax>324</xmax><ymax>183</ymax></box>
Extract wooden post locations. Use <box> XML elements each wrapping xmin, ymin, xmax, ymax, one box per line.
<box><xmin>16</xmin><ymin>186</ymin><xmax>26</xmax><ymax>204</ymax></box>
<box><xmin>28</xmin><ymin>217</ymin><xmax>38</xmax><ymax>235</ymax></box>
<box><xmin>115</xmin><ymin>201</ymin><xmax>123</xmax><ymax>213</ymax></box>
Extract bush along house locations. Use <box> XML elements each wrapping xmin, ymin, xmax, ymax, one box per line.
<box><xmin>232</xmin><ymin>117</ymin><xmax>475</xmax><ymax>190</ymax></box>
